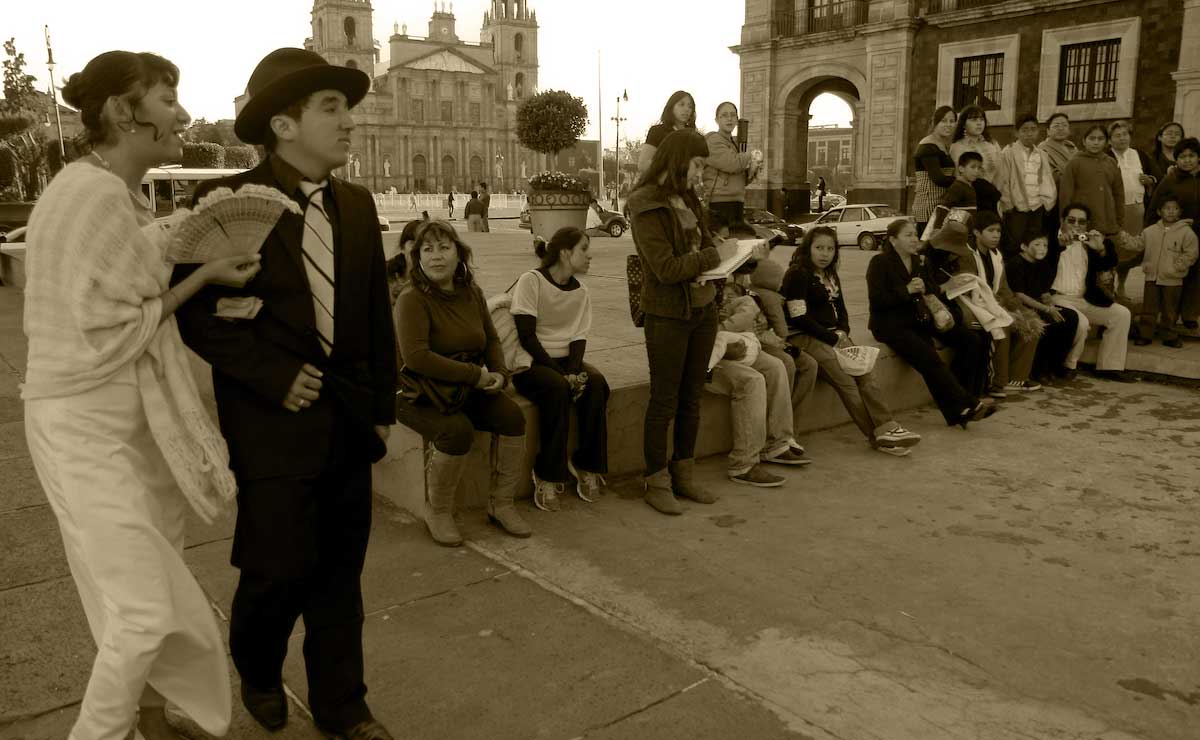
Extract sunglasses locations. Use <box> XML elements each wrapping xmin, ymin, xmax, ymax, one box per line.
<box><xmin>1064</xmin><ymin>217</ymin><xmax>1088</xmax><ymax>225</ymax></box>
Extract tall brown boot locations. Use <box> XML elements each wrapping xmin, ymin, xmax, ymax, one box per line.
<box><xmin>487</xmin><ymin>435</ymin><xmax>533</xmax><ymax>538</ymax></box>
<box><xmin>669</xmin><ymin>459</ymin><xmax>718</xmax><ymax>504</ymax></box>
<box><xmin>425</xmin><ymin>447</ymin><xmax>466</xmax><ymax>547</ymax></box>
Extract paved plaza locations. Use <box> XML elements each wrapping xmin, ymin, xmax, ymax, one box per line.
<box><xmin>2</xmin><ymin>231</ymin><xmax>1199</xmax><ymax>739</ymax></box>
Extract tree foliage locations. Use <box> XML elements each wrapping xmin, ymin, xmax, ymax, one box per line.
<box><xmin>223</xmin><ymin>145</ymin><xmax>258</xmax><ymax>169</ymax></box>
<box><xmin>186</xmin><ymin>118</ymin><xmax>240</xmax><ymax>146</ymax></box>
<box><xmin>182</xmin><ymin>142</ymin><xmax>225</xmax><ymax>168</ymax></box>
<box><xmin>1</xmin><ymin>39</ymin><xmax>38</xmax><ymax>115</ymax></box>
<box><xmin>516</xmin><ymin>90</ymin><xmax>588</xmax><ymax>157</ymax></box>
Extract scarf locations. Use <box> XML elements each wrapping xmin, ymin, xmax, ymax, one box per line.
<box><xmin>1039</xmin><ymin>138</ymin><xmax>1078</xmax><ymax>182</ymax></box>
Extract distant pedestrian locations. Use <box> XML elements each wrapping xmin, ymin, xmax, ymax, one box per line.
<box><xmin>638</xmin><ymin>90</ymin><xmax>697</xmax><ymax>177</ymax></box>
<box><xmin>817</xmin><ymin>176</ymin><xmax>828</xmax><ymax>211</ymax></box>
<box><xmin>447</xmin><ymin>190</ymin><xmax>456</xmax><ymax>219</ymax></box>
<box><xmin>464</xmin><ymin>190</ymin><xmax>485</xmax><ymax>231</ymax></box>
<box><xmin>478</xmin><ymin>180</ymin><xmax>491</xmax><ymax>231</ymax></box>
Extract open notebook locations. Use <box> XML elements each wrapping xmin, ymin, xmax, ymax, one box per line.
<box><xmin>696</xmin><ymin>238</ymin><xmax>764</xmax><ymax>284</ymax></box>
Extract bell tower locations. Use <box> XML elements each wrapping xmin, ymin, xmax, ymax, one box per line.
<box><xmin>308</xmin><ymin>0</ymin><xmax>378</xmax><ymax>73</ymax></box>
<box><xmin>481</xmin><ymin>0</ymin><xmax>538</xmax><ymax>101</ymax></box>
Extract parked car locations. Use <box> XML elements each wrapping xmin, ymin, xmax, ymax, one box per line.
<box><xmin>744</xmin><ymin>207</ymin><xmax>804</xmax><ymax>245</ymax></box>
<box><xmin>520</xmin><ymin>206</ymin><xmax>629</xmax><ymax>238</ymax></box>
<box><xmin>799</xmin><ymin>203</ymin><xmax>906</xmax><ymax>250</ymax></box>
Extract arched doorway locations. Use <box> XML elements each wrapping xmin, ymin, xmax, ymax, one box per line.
<box><xmin>781</xmin><ymin>75</ymin><xmax>862</xmax><ymax>218</ymax></box>
<box><xmin>412</xmin><ymin>155</ymin><xmax>427</xmax><ymax>191</ymax></box>
<box><xmin>469</xmin><ymin>156</ymin><xmax>484</xmax><ymax>187</ymax></box>
<box><xmin>441</xmin><ymin>155</ymin><xmax>456</xmax><ymax>192</ymax></box>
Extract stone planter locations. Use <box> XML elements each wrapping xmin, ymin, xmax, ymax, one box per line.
<box><xmin>527</xmin><ymin>189</ymin><xmax>589</xmax><ymax>239</ymax></box>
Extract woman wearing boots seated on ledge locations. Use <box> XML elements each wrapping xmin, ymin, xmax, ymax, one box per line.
<box><xmin>394</xmin><ymin>220</ymin><xmax>531</xmax><ymax>546</ymax></box>
<box><xmin>511</xmin><ymin>227</ymin><xmax>610</xmax><ymax>511</ymax></box>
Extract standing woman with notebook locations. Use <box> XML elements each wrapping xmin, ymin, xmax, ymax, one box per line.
<box><xmin>627</xmin><ymin>130</ymin><xmax>740</xmax><ymax>515</ymax></box>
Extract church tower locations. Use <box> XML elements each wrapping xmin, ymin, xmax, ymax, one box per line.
<box><xmin>308</xmin><ymin>0</ymin><xmax>378</xmax><ymax>73</ymax></box>
<box><xmin>480</xmin><ymin>0</ymin><xmax>538</xmax><ymax>101</ymax></box>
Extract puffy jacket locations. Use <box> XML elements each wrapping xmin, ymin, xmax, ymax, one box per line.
<box><xmin>1141</xmin><ymin>219</ymin><xmax>1199</xmax><ymax>286</ymax></box>
<box><xmin>627</xmin><ymin>185</ymin><xmax>721</xmax><ymax>320</ymax></box>
<box><xmin>701</xmin><ymin>131</ymin><xmax>755</xmax><ymax>204</ymax></box>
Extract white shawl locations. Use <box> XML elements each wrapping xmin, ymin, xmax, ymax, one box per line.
<box><xmin>22</xmin><ymin>162</ymin><xmax>236</xmax><ymax>522</ymax></box>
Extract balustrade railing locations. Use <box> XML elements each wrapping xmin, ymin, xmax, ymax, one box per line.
<box><xmin>773</xmin><ymin>0</ymin><xmax>867</xmax><ymax>37</ymax></box>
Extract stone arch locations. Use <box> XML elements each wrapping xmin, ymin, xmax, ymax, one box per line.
<box><xmin>772</xmin><ymin>64</ymin><xmax>868</xmax><ymax>215</ymax></box>
<box><xmin>344</xmin><ymin>17</ymin><xmax>357</xmax><ymax>45</ymax></box>
<box><xmin>441</xmin><ymin>154</ymin><xmax>456</xmax><ymax>191</ymax></box>
<box><xmin>412</xmin><ymin>154</ymin><xmax>427</xmax><ymax>191</ymax></box>
<box><xmin>514</xmin><ymin>33</ymin><xmax>524</xmax><ymax>62</ymax></box>
<box><xmin>469</xmin><ymin>155</ymin><xmax>484</xmax><ymax>185</ymax></box>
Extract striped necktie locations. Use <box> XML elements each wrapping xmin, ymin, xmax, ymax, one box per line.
<box><xmin>299</xmin><ymin>181</ymin><xmax>335</xmax><ymax>354</ymax></box>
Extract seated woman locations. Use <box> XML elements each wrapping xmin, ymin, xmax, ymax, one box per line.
<box><xmin>510</xmin><ymin>227</ymin><xmax>610</xmax><ymax>511</ymax></box>
<box><xmin>867</xmin><ymin>219</ymin><xmax>996</xmax><ymax>428</ymax></box>
<box><xmin>782</xmin><ymin>226</ymin><xmax>921</xmax><ymax>456</ymax></box>
<box><xmin>394</xmin><ymin>220</ymin><xmax>531</xmax><ymax>547</ymax></box>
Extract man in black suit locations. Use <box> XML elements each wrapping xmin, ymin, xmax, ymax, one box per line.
<box><xmin>174</xmin><ymin>48</ymin><xmax>397</xmax><ymax>740</ymax></box>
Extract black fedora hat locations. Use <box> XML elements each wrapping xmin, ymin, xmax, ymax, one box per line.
<box><xmin>234</xmin><ymin>48</ymin><xmax>370</xmax><ymax>145</ymax></box>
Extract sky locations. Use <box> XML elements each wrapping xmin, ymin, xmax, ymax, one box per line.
<box><xmin>5</xmin><ymin>0</ymin><xmax>853</xmax><ymax>150</ymax></box>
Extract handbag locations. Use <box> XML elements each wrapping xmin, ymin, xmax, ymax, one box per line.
<box><xmin>626</xmin><ymin>254</ymin><xmax>645</xmax><ymax>327</ymax></box>
<box><xmin>396</xmin><ymin>351</ymin><xmax>477</xmax><ymax>414</ymax></box>
<box><xmin>922</xmin><ymin>294</ymin><xmax>956</xmax><ymax>332</ymax></box>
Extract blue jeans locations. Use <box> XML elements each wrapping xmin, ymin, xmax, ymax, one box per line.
<box><xmin>643</xmin><ymin>304</ymin><xmax>718</xmax><ymax>475</ymax></box>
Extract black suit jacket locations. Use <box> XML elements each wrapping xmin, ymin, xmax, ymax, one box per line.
<box><xmin>174</xmin><ymin>158</ymin><xmax>397</xmax><ymax>481</ymax></box>
<box><xmin>866</xmin><ymin>248</ymin><xmax>947</xmax><ymax>336</ymax></box>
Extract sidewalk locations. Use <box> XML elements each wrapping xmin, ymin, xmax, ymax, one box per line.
<box><xmin>3</xmin><ymin>247</ymin><xmax>1199</xmax><ymax>739</ymax></box>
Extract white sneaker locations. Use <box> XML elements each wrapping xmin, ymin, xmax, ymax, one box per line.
<box><xmin>875</xmin><ymin>425</ymin><xmax>921</xmax><ymax>447</ymax></box>
<box><xmin>875</xmin><ymin>444</ymin><xmax>911</xmax><ymax>457</ymax></box>
<box><xmin>1005</xmin><ymin>379</ymin><xmax>1042</xmax><ymax>392</ymax></box>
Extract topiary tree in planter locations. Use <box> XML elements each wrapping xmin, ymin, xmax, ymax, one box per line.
<box><xmin>223</xmin><ymin>145</ymin><xmax>259</xmax><ymax>170</ymax></box>
<box><xmin>182</xmin><ymin>142</ymin><xmax>224</xmax><ymax>168</ymax></box>
<box><xmin>516</xmin><ymin>90</ymin><xmax>591</xmax><ymax>238</ymax></box>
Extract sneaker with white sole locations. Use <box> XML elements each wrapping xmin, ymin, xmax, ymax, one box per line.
<box><xmin>1005</xmin><ymin>379</ymin><xmax>1042</xmax><ymax>392</ymax></box>
<box><xmin>567</xmin><ymin>460</ymin><xmax>604</xmax><ymax>503</ymax></box>
<box><xmin>987</xmin><ymin>386</ymin><xmax>1008</xmax><ymax>399</ymax></box>
<box><xmin>875</xmin><ymin>425</ymin><xmax>921</xmax><ymax>447</ymax></box>
<box><xmin>532</xmin><ymin>473</ymin><xmax>563</xmax><ymax>512</ymax></box>
<box><xmin>762</xmin><ymin>448</ymin><xmax>813</xmax><ymax>466</ymax></box>
<box><xmin>875</xmin><ymin>444</ymin><xmax>911</xmax><ymax>457</ymax></box>
<box><xmin>729</xmin><ymin>464</ymin><xmax>786</xmax><ymax>487</ymax></box>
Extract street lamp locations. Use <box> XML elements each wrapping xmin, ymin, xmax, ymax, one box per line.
<box><xmin>44</xmin><ymin>26</ymin><xmax>65</xmax><ymax>158</ymax></box>
<box><xmin>611</xmin><ymin>89</ymin><xmax>628</xmax><ymax>211</ymax></box>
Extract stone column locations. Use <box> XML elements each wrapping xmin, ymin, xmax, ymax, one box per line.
<box><xmin>1173</xmin><ymin>0</ymin><xmax>1200</xmax><ymax>129</ymax></box>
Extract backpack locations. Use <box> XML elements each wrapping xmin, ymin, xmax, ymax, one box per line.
<box><xmin>626</xmin><ymin>254</ymin><xmax>645</xmax><ymax>327</ymax></box>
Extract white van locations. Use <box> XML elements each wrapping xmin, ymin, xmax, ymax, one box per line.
<box><xmin>142</xmin><ymin>166</ymin><xmax>246</xmax><ymax>219</ymax></box>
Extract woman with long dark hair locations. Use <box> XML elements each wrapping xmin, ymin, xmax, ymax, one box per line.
<box><xmin>912</xmin><ymin>105</ymin><xmax>958</xmax><ymax>235</ymax></box>
<box><xmin>23</xmin><ymin>51</ymin><xmax>262</xmax><ymax>740</ymax></box>
<box><xmin>628</xmin><ymin>130</ymin><xmax>739</xmax><ymax>514</ymax></box>
<box><xmin>1149</xmin><ymin>121</ymin><xmax>1185</xmax><ymax>182</ymax></box>
<box><xmin>1059</xmin><ymin>124</ymin><xmax>1125</xmax><ymax>239</ymax></box>
<box><xmin>950</xmin><ymin>105</ymin><xmax>1003</xmax><ymax>212</ymax></box>
<box><xmin>866</xmin><ymin>220</ymin><xmax>995</xmax><ymax>428</ymax></box>
<box><xmin>510</xmin><ymin>227</ymin><xmax>610</xmax><ymax>510</ymax></box>
<box><xmin>637</xmin><ymin>90</ymin><xmax>697</xmax><ymax>177</ymax></box>
<box><xmin>394</xmin><ymin>220</ymin><xmax>531</xmax><ymax>545</ymax></box>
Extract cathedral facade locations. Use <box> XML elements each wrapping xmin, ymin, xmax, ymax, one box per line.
<box><xmin>298</xmin><ymin>0</ymin><xmax>544</xmax><ymax>193</ymax></box>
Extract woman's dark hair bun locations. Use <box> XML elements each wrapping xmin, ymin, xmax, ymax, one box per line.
<box><xmin>62</xmin><ymin>51</ymin><xmax>179</xmax><ymax>145</ymax></box>
<box><xmin>533</xmin><ymin>236</ymin><xmax>548</xmax><ymax>260</ymax></box>
<box><xmin>61</xmin><ymin>73</ymin><xmax>86</xmax><ymax>110</ymax></box>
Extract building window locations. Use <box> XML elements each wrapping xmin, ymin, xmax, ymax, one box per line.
<box><xmin>412</xmin><ymin>99</ymin><xmax>424</xmax><ymax>123</ymax></box>
<box><xmin>808</xmin><ymin>142</ymin><xmax>817</xmax><ymax>163</ymax></box>
<box><xmin>515</xmin><ymin>33</ymin><xmax>524</xmax><ymax>62</ymax></box>
<box><xmin>470</xmin><ymin>103</ymin><xmax>481</xmax><ymax>126</ymax></box>
<box><xmin>441</xmin><ymin>155</ymin><xmax>456</xmax><ymax>191</ymax></box>
<box><xmin>344</xmin><ymin>17</ymin><xmax>356</xmax><ymax>45</ymax></box>
<box><xmin>1057</xmin><ymin>39</ymin><xmax>1120</xmax><ymax>105</ymax></box>
<box><xmin>936</xmin><ymin>34</ymin><xmax>1019</xmax><ymax>125</ymax></box>
<box><xmin>441</xmin><ymin>101</ymin><xmax>453</xmax><ymax>124</ymax></box>
<box><xmin>1036</xmin><ymin>18</ymin><xmax>1139</xmax><ymax>121</ymax></box>
<box><xmin>953</xmin><ymin>53</ymin><xmax>1003</xmax><ymax>111</ymax></box>
<box><xmin>841</xmin><ymin>139</ymin><xmax>852</xmax><ymax>162</ymax></box>
<box><xmin>816</xmin><ymin>141</ymin><xmax>828</xmax><ymax>165</ymax></box>
<box><xmin>413</xmin><ymin>155</ymin><xmax>427</xmax><ymax>191</ymax></box>
<box><xmin>470</xmin><ymin>155</ymin><xmax>483</xmax><ymax>184</ymax></box>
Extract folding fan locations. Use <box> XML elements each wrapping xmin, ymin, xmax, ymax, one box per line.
<box><xmin>166</xmin><ymin>184</ymin><xmax>302</xmax><ymax>263</ymax></box>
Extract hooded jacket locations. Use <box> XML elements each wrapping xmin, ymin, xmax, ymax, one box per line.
<box><xmin>1058</xmin><ymin>150</ymin><xmax>1126</xmax><ymax>235</ymax></box>
<box><xmin>1141</xmin><ymin>219</ymin><xmax>1199</xmax><ymax>285</ymax></box>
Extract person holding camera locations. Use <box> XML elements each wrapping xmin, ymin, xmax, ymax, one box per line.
<box><xmin>1046</xmin><ymin>202</ymin><xmax>1134</xmax><ymax>381</ymax></box>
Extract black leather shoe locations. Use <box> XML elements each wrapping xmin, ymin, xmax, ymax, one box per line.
<box><xmin>320</xmin><ymin>719</ymin><xmax>395</xmax><ymax>740</ymax></box>
<box><xmin>241</xmin><ymin>682</ymin><xmax>287</xmax><ymax>731</ymax></box>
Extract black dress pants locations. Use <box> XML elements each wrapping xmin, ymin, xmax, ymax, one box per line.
<box><xmin>512</xmin><ymin>362</ymin><xmax>610</xmax><ymax>483</ymax></box>
<box><xmin>229</xmin><ymin>409</ymin><xmax>374</xmax><ymax>732</ymax></box>
<box><xmin>875</xmin><ymin>326</ymin><xmax>977</xmax><ymax>425</ymax></box>
<box><xmin>1033</xmin><ymin>306</ymin><xmax>1081</xmax><ymax>377</ymax></box>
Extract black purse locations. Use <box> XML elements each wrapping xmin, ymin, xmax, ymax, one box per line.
<box><xmin>396</xmin><ymin>351</ymin><xmax>477</xmax><ymax>414</ymax></box>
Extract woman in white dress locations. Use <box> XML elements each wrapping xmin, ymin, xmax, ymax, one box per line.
<box><xmin>22</xmin><ymin>51</ymin><xmax>260</xmax><ymax>740</ymax></box>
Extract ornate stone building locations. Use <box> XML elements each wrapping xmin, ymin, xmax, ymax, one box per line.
<box><xmin>290</xmin><ymin>0</ymin><xmax>544</xmax><ymax>192</ymax></box>
<box><xmin>735</xmin><ymin>0</ymin><xmax>1200</xmax><ymax>216</ymax></box>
